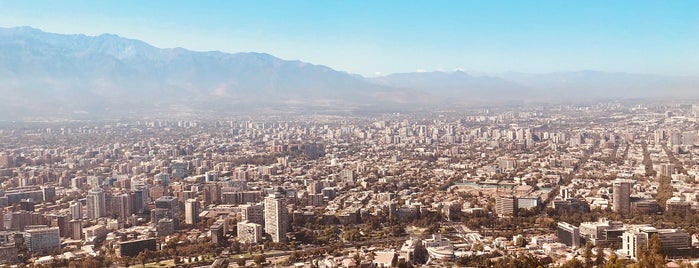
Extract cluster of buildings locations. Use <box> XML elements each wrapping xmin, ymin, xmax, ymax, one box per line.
<box><xmin>0</xmin><ymin>102</ymin><xmax>698</xmax><ymax>266</ymax></box>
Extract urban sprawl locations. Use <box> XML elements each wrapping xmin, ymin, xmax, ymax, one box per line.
<box><xmin>2</xmin><ymin>102</ymin><xmax>699</xmax><ymax>267</ymax></box>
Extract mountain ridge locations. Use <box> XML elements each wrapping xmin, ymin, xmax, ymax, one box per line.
<box><xmin>0</xmin><ymin>26</ymin><xmax>697</xmax><ymax>119</ymax></box>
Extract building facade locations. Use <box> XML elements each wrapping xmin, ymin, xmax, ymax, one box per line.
<box><xmin>264</xmin><ymin>193</ymin><xmax>288</xmax><ymax>243</ymax></box>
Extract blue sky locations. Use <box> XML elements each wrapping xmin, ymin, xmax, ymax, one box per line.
<box><xmin>0</xmin><ymin>0</ymin><xmax>697</xmax><ymax>76</ymax></box>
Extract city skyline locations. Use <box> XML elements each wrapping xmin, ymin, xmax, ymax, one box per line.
<box><xmin>1</xmin><ymin>1</ymin><xmax>699</xmax><ymax>267</ymax></box>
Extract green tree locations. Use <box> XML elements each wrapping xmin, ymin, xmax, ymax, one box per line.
<box><xmin>560</xmin><ymin>258</ymin><xmax>584</xmax><ymax>268</ymax></box>
<box><xmin>636</xmin><ymin>234</ymin><xmax>664</xmax><ymax>268</ymax></box>
<box><xmin>136</xmin><ymin>251</ymin><xmax>147</xmax><ymax>267</ymax></box>
<box><xmin>604</xmin><ymin>252</ymin><xmax>627</xmax><ymax>268</ymax></box>
<box><xmin>288</xmin><ymin>250</ymin><xmax>301</xmax><ymax>263</ymax></box>
<box><xmin>595</xmin><ymin>246</ymin><xmax>605</xmax><ymax>266</ymax></box>
<box><xmin>253</xmin><ymin>254</ymin><xmax>266</xmax><ymax>265</ymax></box>
<box><xmin>582</xmin><ymin>243</ymin><xmax>593</xmax><ymax>268</ymax></box>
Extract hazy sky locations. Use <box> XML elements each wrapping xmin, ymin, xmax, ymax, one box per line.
<box><xmin>1</xmin><ymin>0</ymin><xmax>697</xmax><ymax>76</ymax></box>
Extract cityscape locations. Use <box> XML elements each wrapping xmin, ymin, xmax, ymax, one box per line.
<box><xmin>0</xmin><ymin>103</ymin><xmax>699</xmax><ymax>267</ymax></box>
<box><xmin>1</xmin><ymin>1</ymin><xmax>698</xmax><ymax>267</ymax></box>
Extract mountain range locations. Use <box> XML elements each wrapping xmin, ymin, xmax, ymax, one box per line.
<box><xmin>0</xmin><ymin>26</ymin><xmax>697</xmax><ymax>119</ymax></box>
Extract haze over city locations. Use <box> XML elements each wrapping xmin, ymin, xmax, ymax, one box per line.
<box><xmin>0</xmin><ymin>1</ymin><xmax>699</xmax><ymax>268</ymax></box>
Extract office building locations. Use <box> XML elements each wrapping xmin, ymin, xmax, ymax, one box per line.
<box><xmin>264</xmin><ymin>193</ymin><xmax>288</xmax><ymax>243</ymax></box>
<box><xmin>86</xmin><ymin>188</ymin><xmax>106</xmax><ymax>220</ymax></box>
<box><xmin>68</xmin><ymin>220</ymin><xmax>82</xmax><ymax>240</ymax></box>
<box><xmin>69</xmin><ymin>201</ymin><xmax>83</xmax><ymax>220</ymax></box>
<box><xmin>210</xmin><ymin>221</ymin><xmax>225</xmax><ymax>245</ymax></box>
<box><xmin>116</xmin><ymin>193</ymin><xmax>132</xmax><ymax>222</ymax></box>
<box><xmin>620</xmin><ymin>227</ymin><xmax>690</xmax><ymax>259</ymax></box>
<box><xmin>557</xmin><ymin>222</ymin><xmax>581</xmax><ymax>248</ymax></box>
<box><xmin>118</xmin><ymin>238</ymin><xmax>156</xmax><ymax>257</ymax></box>
<box><xmin>495</xmin><ymin>196</ymin><xmax>516</xmax><ymax>217</ymax></box>
<box><xmin>184</xmin><ymin>199</ymin><xmax>199</xmax><ymax>225</ymax></box>
<box><xmin>154</xmin><ymin>196</ymin><xmax>179</xmax><ymax>219</ymax></box>
<box><xmin>579</xmin><ymin>218</ymin><xmax>625</xmax><ymax>246</ymax></box>
<box><xmin>157</xmin><ymin>218</ymin><xmax>174</xmax><ymax>236</ymax></box>
<box><xmin>24</xmin><ymin>226</ymin><xmax>60</xmax><ymax>254</ymax></box>
<box><xmin>612</xmin><ymin>179</ymin><xmax>632</xmax><ymax>216</ymax></box>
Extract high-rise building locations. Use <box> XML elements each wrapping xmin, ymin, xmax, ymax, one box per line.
<box><xmin>41</xmin><ymin>186</ymin><xmax>56</xmax><ymax>202</ymax></box>
<box><xmin>184</xmin><ymin>199</ymin><xmax>199</xmax><ymax>225</ymax></box>
<box><xmin>612</xmin><ymin>179</ymin><xmax>632</xmax><ymax>216</ymax></box>
<box><xmin>157</xmin><ymin>218</ymin><xmax>174</xmax><ymax>236</ymax></box>
<box><xmin>237</xmin><ymin>221</ymin><xmax>263</xmax><ymax>244</ymax></box>
<box><xmin>154</xmin><ymin>173</ymin><xmax>170</xmax><ymax>186</ymax></box>
<box><xmin>659</xmin><ymin>163</ymin><xmax>675</xmax><ymax>177</ymax></box>
<box><xmin>241</xmin><ymin>203</ymin><xmax>265</xmax><ymax>226</ymax></box>
<box><xmin>0</xmin><ymin>154</ymin><xmax>13</xmax><ymax>168</ymax></box>
<box><xmin>86</xmin><ymin>188</ymin><xmax>106</xmax><ymax>220</ymax></box>
<box><xmin>154</xmin><ymin>196</ymin><xmax>179</xmax><ymax>217</ymax></box>
<box><xmin>69</xmin><ymin>201</ymin><xmax>83</xmax><ymax>220</ymax></box>
<box><xmin>210</xmin><ymin>221</ymin><xmax>225</xmax><ymax>245</ymax></box>
<box><xmin>11</xmin><ymin>211</ymin><xmax>44</xmax><ymax>231</ymax></box>
<box><xmin>131</xmin><ymin>188</ymin><xmax>145</xmax><ymax>214</ymax></box>
<box><xmin>69</xmin><ymin>220</ymin><xmax>82</xmax><ymax>240</ymax></box>
<box><xmin>132</xmin><ymin>182</ymin><xmax>149</xmax><ymax>207</ymax></box>
<box><xmin>116</xmin><ymin>193</ymin><xmax>132</xmax><ymax>222</ymax></box>
<box><xmin>340</xmin><ymin>169</ymin><xmax>354</xmax><ymax>183</ymax></box>
<box><xmin>171</xmin><ymin>161</ymin><xmax>187</xmax><ymax>179</ymax></box>
<box><xmin>264</xmin><ymin>193</ymin><xmax>288</xmax><ymax>243</ymax></box>
<box><xmin>495</xmin><ymin>196</ymin><xmax>516</xmax><ymax>217</ymax></box>
<box><xmin>557</xmin><ymin>222</ymin><xmax>581</xmax><ymax>248</ymax></box>
<box><xmin>24</xmin><ymin>226</ymin><xmax>60</xmax><ymax>254</ymax></box>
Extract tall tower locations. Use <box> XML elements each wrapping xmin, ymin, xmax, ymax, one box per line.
<box><xmin>69</xmin><ymin>201</ymin><xmax>83</xmax><ymax>220</ymax></box>
<box><xmin>612</xmin><ymin>179</ymin><xmax>632</xmax><ymax>216</ymax></box>
<box><xmin>116</xmin><ymin>193</ymin><xmax>132</xmax><ymax>222</ymax></box>
<box><xmin>184</xmin><ymin>199</ymin><xmax>199</xmax><ymax>225</ymax></box>
<box><xmin>86</xmin><ymin>188</ymin><xmax>106</xmax><ymax>220</ymax></box>
<box><xmin>264</xmin><ymin>193</ymin><xmax>288</xmax><ymax>243</ymax></box>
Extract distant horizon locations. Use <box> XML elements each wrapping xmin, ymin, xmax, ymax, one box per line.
<box><xmin>2</xmin><ymin>25</ymin><xmax>698</xmax><ymax>79</ymax></box>
<box><xmin>0</xmin><ymin>1</ymin><xmax>697</xmax><ymax>77</ymax></box>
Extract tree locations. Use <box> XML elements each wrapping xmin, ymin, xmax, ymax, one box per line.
<box><xmin>582</xmin><ymin>243</ymin><xmax>593</xmax><ymax>268</ymax></box>
<box><xmin>136</xmin><ymin>252</ymin><xmax>146</xmax><ymax>267</ymax></box>
<box><xmin>236</xmin><ymin>257</ymin><xmax>246</xmax><ymax>267</ymax></box>
<box><xmin>595</xmin><ymin>246</ymin><xmax>605</xmax><ymax>266</ymax></box>
<box><xmin>230</xmin><ymin>239</ymin><xmax>241</xmax><ymax>254</ymax></box>
<box><xmin>253</xmin><ymin>254</ymin><xmax>266</xmax><ymax>265</ymax></box>
<box><xmin>636</xmin><ymin>234</ymin><xmax>664</xmax><ymax>268</ymax></box>
<box><xmin>288</xmin><ymin>250</ymin><xmax>301</xmax><ymax>263</ymax></box>
<box><xmin>560</xmin><ymin>258</ymin><xmax>584</xmax><ymax>268</ymax></box>
<box><xmin>604</xmin><ymin>252</ymin><xmax>627</xmax><ymax>268</ymax></box>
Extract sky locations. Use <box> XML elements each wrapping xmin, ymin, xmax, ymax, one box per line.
<box><xmin>0</xmin><ymin>0</ymin><xmax>697</xmax><ymax>77</ymax></box>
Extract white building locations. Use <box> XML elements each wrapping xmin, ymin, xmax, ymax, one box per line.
<box><xmin>69</xmin><ymin>201</ymin><xmax>82</xmax><ymax>220</ymax></box>
<box><xmin>264</xmin><ymin>193</ymin><xmax>288</xmax><ymax>243</ymax></box>
<box><xmin>86</xmin><ymin>188</ymin><xmax>106</xmax><ymax>220</ymax></box>
<box><xmin>24</xmin><ymin>226</ymin><xmax>60</xmax><ymax>254</ymax></box>
<box><xmin>237</xmin><ymin>221</ymin><xmax>262</xmax><ymax>244</ymax></box>
<box><xmin>184</xmin><ymin>199</ymin><xmax>199</xmax><ymax>225</ymax></box>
